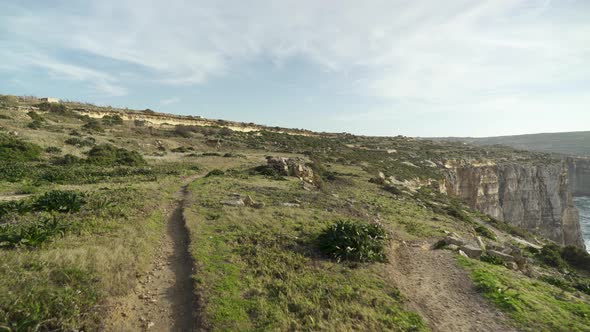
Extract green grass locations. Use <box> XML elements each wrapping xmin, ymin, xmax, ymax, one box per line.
<box><xmin>459</xmin><ymin>257</ymin><xmax>590</xmax><ymax>332</ymax></box>
<box><xmin>0</xmin><ymin>175</ymin><xmax>194</xmax><ymax>330</ymax></box>
<box><xmin>184</xmin><ymin>175</ymin><xmax>427</xmax><ymax>331</ymax></box>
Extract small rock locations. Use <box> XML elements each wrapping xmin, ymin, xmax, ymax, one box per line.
<box><xmin>243</xmin><ymin>195</ymin><xmax>255</xmax><ymax>206</ymax></box>
<box><xmin>221</xmin><ymin>199</ymin><xmax>245</xmax><ymax>207</ymax></box>
<box><xmin>443</xmin><ymin>235</ymin><xmax>466</xmax><ymax>246</ymax></box>
<box><xmin>281</xmin><ymin>202</ymin><xmax>301</xmax><ymax>208</ymax></box>
<box><xmin>460</xmin><ymin>245</ymin><xmax>483</xmax><ymax>259</ymax></box>
<box><xmin>487</xmin><ymin>250</ymin><xmax>515</xmax><ymax>262</ymax></box>
<box><xmin>458</xmin><ymin>250</ymin><xmax>469</xmax><ymax>258</ymax></box>
<box><xmin>476</xmin><ymin>236</ymin><xmax>486</xmax><ymax>251</ymax></box>
<box><xmin>446</xmin><ymin>244</ymin><xmax>459</xmax><ymax>251</ymax></box>
<box><xmin>147</xmin><ymin>321</ymin><xmax>155</xmax><ymax>329</ymax></box>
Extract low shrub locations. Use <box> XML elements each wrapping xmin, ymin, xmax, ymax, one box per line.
<box><xmin>27</xmin><ymin>111</ymin><xmax>44</xmax><ymax>122</ymax></box>
<box><xmin>474</xmin><ymin>225</ymin><xmax>497</xmax><ymax>241</ymax></box>
<box><xmin>52</xmin><ymin>154</ymin><xmax>82</xmax><ymax>166</ymax></box>
<box><xmin>0</xmin><ymin>200</ymin><xmax>32</xmax><ymax>217</ymax></box>
<box><xmin>35</xmin><ymin>102</ymin><xmax>67</xmax><ymax>113</ymax></box>
<box><xmin>561</xmin><ymin>245</ymin><xmax>590</xmax><ymax>272</ymax></box>
<box><xmin>64</xmin><ymin>137</ymin><xmax>95</xmax><ymax>147</ymax></box>
<box><xmin>318</xmin><ymin>220</ymin><xmax>389</xmax><ymax>263</ymax></box>
<box><xmin>45</xmin><ymin>146</ymin><xmax>62</xmax><ymax>154</ymax></box>
<box><xmin>205</xmin><ymin>169</ymin><xmax>225</xmax><ymax>177</ymax></box>
<box><xmin>480</xmin><ymin>254</ymin><xmax>504</xmax><ymax>265</ymax></box>
<box><xmin>101</xmin><ymin>114</ymin><xmax>123</xmax><ymax>126</ymax></box>
<box><xmin>33</xmin><ymin>190</ymin><xmax>85</xmax><ymax>213</ymax></box>
<box><xmin>86</xmin><ymin>144</ymin><xmax>145</xmax><ymax>166</ymax></box>
<box><xmin>0</xmin><ymin>134</ymin><xmax>42</xmax><ymax>161</ymax></box>
<box><xmin>0</xmin><ymin>215</ymin><xmax>68</xmax><ymax>248</ymax></box>
<box><xmin>538</xmin><ymin>244</ymin><xmax>567</xmax><ymax>269</ymax></box>
<box><xmin>82</xmin><ymin>119</ymin><xmax>104</xmax><ymax>132</ymax></box>
<box><xmin>27</xmin><ymin>120</ymin><xmax>43</xmax><ymax>130</ymax></box>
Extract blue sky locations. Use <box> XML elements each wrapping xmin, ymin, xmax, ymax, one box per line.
<box><xmin>1</xmin><ymin>0</ymin><xmax>589</xmax><ymax>137</ymax></box>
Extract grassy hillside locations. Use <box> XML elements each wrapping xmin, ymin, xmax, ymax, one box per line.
<box><xmin>438</xmin><ymin>131</ymin><xmax>590</xmax><ymax>157</ymax></box>
<box><xmin>1</xmin><ymin>95</ymin><xmax>589</xmax><ymax>331</ymax></box>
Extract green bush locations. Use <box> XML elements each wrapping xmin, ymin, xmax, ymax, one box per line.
<box><xmin>45</xmin><ymin>146</ymin><xmax>62</xmax><ymax>154</ymax></box>
<box><xmin>538</xmin><ymin>244</ymin><xmax>567</xmax><ymax>269</ymax></box>
<box><xmin>64</xmin><ymin>137</ymin><xmax>95</xmax><ymax>147</ymax></box>
<box><xmin>101</xmin><ymin>114</ymin><xmax>123</xmax><ymax>126</ymax></box>
<box><xmin>35</xmin><ymin>102</ymin><xmax>67</xmax><ymax>113</ymax></box>
<box><xmin>82</xmin><ymin>119</ymin><xmax>104</xmax><ymax>132</ymax></box>
<box><xmin>560</xmin><ymin>246</ymin><xmax>590</xmax><ymax>272</ymax></box>
<box><xmin>475</xmin><ymin>225</ymin><xmax>497</xmax><ymax>241</ymax></box>
<box><xmin>86</xmin><ymin>144</ymin><xmax>145</xmax><ymax>166</ymax></box>
<box><xmin>0</xmin><ymin>200</ymin><xmax>32</xmax><ymax>217</ymax></box>
<box><xmin>318</xmin><ymin>220</ymin><xmax>389</xmax><ymax>263</ymax></box>
<box><xmin>0</xmin><ymin>215</ymin><xmax>68</xmax><ymax>248</ymax></box>
<box><xmin>205</xmin><ymin>169</ymin><xmax>225</xmax><ymax>177</ymax></box>
<box><xmin>52</xmin><ymin>154</ymin><xmax>82</xmax><ymax>166</ymax></box>
<box><xmin>27</xmin><ymin>111</ymin><xmax>44</xmax><ymax>122</ymax></box>
<box><xmin>27</xmin><ymin>120</ymin><xmax>43</xmax><ymax>130</ymax></box>
<box><xmin>0</xmin><ymin>134</ymin><xmax>42</xmax><ymax>161</ymax></box>
<box><xmin>33</xmin><ymin>190</ymin><xmax>85</xmax><ymax>213</ymax></box>
<box><xmin>479</xmin><ymin>254</ymin><xmax>504</xmax><ymax>265</ymax></box>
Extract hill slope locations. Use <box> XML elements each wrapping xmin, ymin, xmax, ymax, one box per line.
<box><xmin>1</xmin><ymin>94</ymin><xmax>590</xmax><ymax>331</ymax></box>
<box><xmin>439</xmin><ymin>131</ymin><xmax>590</xmax><ymax>157</ymax></box>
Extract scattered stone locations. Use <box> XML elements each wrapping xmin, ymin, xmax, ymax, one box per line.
<box><xmin>476</xmin><ymin>236</ymin><xmax>486</xmax><ymax>251</ymax></box>
<box><xmin>443</xmin><ymin>235</ymin><xmax>466</xmax><ymax>246</ymax></box>
<box><xmin>423</xmin><ymin>160</ymin><xmax>437</xmax><ymax>168</ymax></box>
<box><xmin>221</xmin><ymin>199</ymin><xmax>245</xmax><ymax>207</ymax></box>
<box><xmin>458</xmin><ymin>250</ymin><xmax>469</xmax><ymax>258</ymax></box>
<box><xmin>487</xmin><ymin>250</ymin><xmax>515</xmax><ymax>262</ymax></box>
<box><xmin>281</xmin><ymin>202</ymin><xmax>301</xmax><ymax>208</ymax></box>
<box><xmin>460</xmin><ymin>245</ymin><xmax>483</xmax><ymax>259</ymax></box>
<box><xmin>147</xmin><ymin>321</ymin><xmax>155</xmax><ymax>329</ymax></box>
<box><xmin>446</xmin><ymin>244</ymin><xmax>459</xmax><ymax>251</ymax></box>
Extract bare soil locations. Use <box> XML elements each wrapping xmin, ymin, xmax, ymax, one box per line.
<box><xmin>388</xmin><ymin>240</ymin><xmax>518</xmax><ymax>332</ymax></box>
<box><xmin>104</xmin><ymin>182</ymin><xmax>198</xmax><ymax>331</ymax></box>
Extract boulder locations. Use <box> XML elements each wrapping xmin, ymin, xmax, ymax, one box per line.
<box><xmin>266</xmin><ymin>157</ymin><xmax>315</xmax><ymax>184</ymax></box>
<box><xmin>487</xmin><ymin>250</ymin><xmax>515</xmax><ymax>262</ymax></box>
<box><xmin>460</xmin><ymin>245</ymin><xmax>483</xmax><ymax>259</ymax></box>
<box><xmin>443</xmin><ymin>235</ymin><xmax>466</xmax><ymax>246</ymax></box>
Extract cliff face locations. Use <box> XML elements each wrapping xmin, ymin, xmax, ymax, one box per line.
<box><xmin>567</xmin><ymin>157</ymin><xmax>590</xmax><ymax>196</ymax></box>
<box><xmin>443</xmin><ymin>161</ymin><xmax>585</xmax><ymax>248</ymax></box>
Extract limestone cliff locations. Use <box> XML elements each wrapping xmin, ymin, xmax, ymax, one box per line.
<box><xmin>442</xmin><ymin>160</ymin><xmax>585</xmax><ymax>248</ymax></box>
<box><xmin>567</xmin><ymin>157</ymin><xmax>590</xmax><ymax>196</ymax></box>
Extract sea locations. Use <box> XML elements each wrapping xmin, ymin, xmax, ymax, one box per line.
<box><xmin>574</xmin><ymin>196</ymin><xmax>590</xmax><ymax>253</ymax></box>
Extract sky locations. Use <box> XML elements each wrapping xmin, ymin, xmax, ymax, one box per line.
<box><xmin>1</xmin><ymin>0</ymin><xmax>589</xmax><ymax>137</ymax></box>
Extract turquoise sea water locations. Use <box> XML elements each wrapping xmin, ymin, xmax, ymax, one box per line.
<box><xmin>574</xmin><ymin>196</ymin><xmax>590</xmax><ymax>253</ymax></box>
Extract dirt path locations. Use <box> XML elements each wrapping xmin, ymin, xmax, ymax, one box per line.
<box><xmin>105</xmin><ymin>181</ymin><xmax>198</xmax><ymax>331</ymax></box>
<box><xmin>388</xmin><ymin>240</ymin><xmax>518</xmax><ymax>332</ymax></box>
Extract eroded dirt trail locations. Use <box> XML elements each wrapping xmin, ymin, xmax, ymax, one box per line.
<box><xmin>388</xmin><ymin>240</ymin><xmax>518</xmax><ymax>332</ymax></box>
<box><xmin>105</xmin><ymin>182</ymin><xmax>197</xmax><ymax>331</ymax></box>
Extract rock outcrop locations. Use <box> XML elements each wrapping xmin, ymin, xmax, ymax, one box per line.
<box><xmin>442</xmin><ymin>160</ymin><xmax>585</xmax><ymax>249</ymax></box>
<box><xmin>266</xmin><ymin>157</ymin><xmax>315</xmax><ymax>184</ymax></box>
<box><xmin>567</xmin><ymin>157</ymin><xmax>590</xmax><ymax>196</ymax></box>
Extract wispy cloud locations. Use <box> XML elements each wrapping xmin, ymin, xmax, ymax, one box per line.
<box><xmin>160</xmin><ymin>97</ymin><xmax>181</xmax><ymax>105</ymax></box>
<box><xmin>1</xmin><ymin>0</ymin><xmax>589</xmax><ymax>134</ymax></box>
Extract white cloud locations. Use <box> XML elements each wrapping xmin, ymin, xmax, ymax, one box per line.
<box><xmin>160</xmin><ymin>97</ymin><xmax>181</xmax><ymax>105</ymax></box>
<box><xmin>1</xmin><ymin>0</ymin><xmax>589</xmax><ymax>121</ymax></box>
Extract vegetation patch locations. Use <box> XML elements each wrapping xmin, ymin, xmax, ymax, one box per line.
<box><xmin>318</xmin><ymin>220</ymin><xmax>389</xmax><ymax>263</ymax></box>
<box><xmin>86</xmin><ymin>144</ymin><xmax>146</xmax><ymax>166</ymax></box>
<box><xmin>459</xmin><ymin>257</ymin><xmax>590</xmax><ymax>332</ymax></box>
<box><xmin>0</xmin><ymin>134</ymin><xmax>43</xmax><ymax>161</ymax></box>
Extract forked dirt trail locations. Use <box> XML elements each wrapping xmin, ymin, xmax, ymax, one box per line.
<box><xmin>105</xmin><ymin>180</ymin><xmax>198</xmax><ymax>331</ymax></box>
<box><xmin>388</xmin><ymin>241</ymin><xmax>518</xmax><ymax>332</ymax></box>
